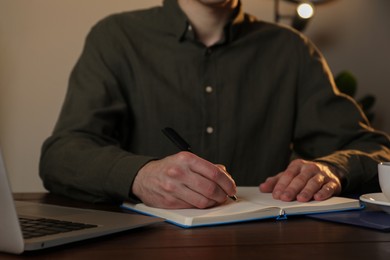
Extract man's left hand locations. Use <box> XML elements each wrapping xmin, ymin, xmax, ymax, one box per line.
<box><xmin>259</xmin><ymin>159</ymin><xmax>342</xmax><ymax>202</ymax></box>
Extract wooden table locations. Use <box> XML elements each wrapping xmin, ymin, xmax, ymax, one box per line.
<box><xmin>2</xmin><ymin>193</ymin><xmax>390</xmax><ymax>259</ymax></box>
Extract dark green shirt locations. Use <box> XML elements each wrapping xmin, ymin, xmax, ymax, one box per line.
<box><xmin>40</xmin><ymin>0</ymin><xmax>390</xmax><ymax>203</ymax></box>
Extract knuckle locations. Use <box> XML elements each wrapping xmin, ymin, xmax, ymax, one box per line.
<box><xmin>203</xmin><ymin>183</ymin><xmax>219</xmax><ymax>197</ymax></box>
<box><xmin>175</xmin><ymin>151</ymin><xmax>194</xmax><ymax>162</ymax></box>
<box><xmin>216</xmin><ymin>164</ymin><xmax>227</xmax><ymax>171</ymax></box>
<box><xmin>284</xmin><ymin>186</ymin><xmax>299</xmax><ymax>195</ymax></box>
<box><xmin>305</xmin><ymin>174</ymin><xmax>323</xmax><ymax>187</ymax></box>
<box><xmin>289</xmin><ymin>159</ymin><xmax>300</xmax><ymax>166</ymax></box>
<box><xmin>207</xmin><ymin>167</ymin><xmax>221</xmax><ymax>182</ymax></box>
<box><xmin>166</xmin><ymin>166</ymin><xmax>183</xmax><ymax>178</ymax></box>
<box><xmin>290</xmin><ymin>159</ymin><xmax>305</xmax><ymax>166</ymax></box>
<box><xmin>295</xmin><ymin>174</ymin><xmax>309</xmax><ymax>184</ymax></box>
<box><xmin>266</xmin><ymin>176</ymin><xmax>276</xmax><ymax>181</ymax></box>
<box><xmin>324</xmin><ymin>182</ymin><xmax>338</xmax><ymax>193</ymax></box>
<box><xmin>306</xmin><ymin>163</ymin><xmax>319</xmax><ymax>171</ymax></box>
<box><xmin>302</xmin><ymin>184</ymin><xmax>318</xmax><ymax>194</ymax></box>
<box><xmin>301</xmin><ymin>165</ymin><xmax>319</xmax><ymax>176</ymax></box>
<box><xmin>324</xmin><ymin>185</ymin><xmax>335</xmax><ymax>193</ymax></box>
<box><xmin>283</xmin><ymin>170</ymin><xmax>297</xmax><ymax>179</ymax></box>
<box><xmin>161</xmin><ymin>180</ymin><xmax>178</xmax><ymax>193</ymax></box>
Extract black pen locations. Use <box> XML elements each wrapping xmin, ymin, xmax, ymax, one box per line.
<box><xmin>162</xmin><ymin>127</ymin><xmax>238</xmax><ymax>201</ymax></box>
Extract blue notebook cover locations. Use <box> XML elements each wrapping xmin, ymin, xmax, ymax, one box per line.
<box><xmin>307</xmin><ymin>210</ymin><xmax>390</xmax><ymax>231</ymax></box>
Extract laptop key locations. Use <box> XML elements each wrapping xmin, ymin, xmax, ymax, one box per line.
<box><xmin>19</xmin><ymin>217</ymin><xmax>98</xmax><ymax>239</ymax></box>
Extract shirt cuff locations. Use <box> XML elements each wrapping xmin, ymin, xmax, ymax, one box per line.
<box><xmin>104</xmin><ymin>154</ymin><xmax>156</xmax><ymax>201</ymax></box>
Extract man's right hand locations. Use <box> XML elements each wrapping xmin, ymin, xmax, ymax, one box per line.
<box><xmin>131</xmin><ymin>151</ymin><xmax>237</xmax><ymax>209</ymax></box>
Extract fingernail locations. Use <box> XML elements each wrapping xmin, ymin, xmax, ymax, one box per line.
<box><xmin>298</xmin><ymin>192</ymin><xmax>310</xmax><ymax>202</ymax></box>
<box><xmin>314</xmin><ymin>193</ymin><xmax>323</xmax><ymax>200</ymax></box>
<box><xmin>281</xmin><ymin>191</ymin><xmax>292</xmax><ymax>201</ymax></box>
<box><xmin>298</xmin><ymin>192</ymin><xmax>308</xmax><ymax>200</ymax></box>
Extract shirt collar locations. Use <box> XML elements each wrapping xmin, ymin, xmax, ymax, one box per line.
<box><xmin>162</xmin><ymin>0</ymin><xmax>190</xmax><ymax>41</ymax></box>
<box><xmin>162</xmin><ymin>0</ymin><xmax>246</xmax><ymax>44</ymax></box>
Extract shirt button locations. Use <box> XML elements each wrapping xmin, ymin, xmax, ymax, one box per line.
<box><xmin>206</xmin><ymin>127</ymin><xmax>214</xmax><ymax>134</ymax></box>
<box><xmin>205</xmin><ymin>86</ymin><xmax>213</xmax><ymax>93</ymax></box>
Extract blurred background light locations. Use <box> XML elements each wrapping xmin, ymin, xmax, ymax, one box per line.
<box><xmin>274</xmin><ymin>0</ymin><xmax>336</xmax><ymax>31</ymax></box>
<box><xmin>297</xmin><ymin>3</ymin><xmax>314</xmax><ymax>19</ymax></box>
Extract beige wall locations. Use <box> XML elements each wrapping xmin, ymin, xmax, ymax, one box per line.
<box><xmin>0</xmin><ymin>0</ymin><xmax>389</xmax><ymax>192</ymax></box>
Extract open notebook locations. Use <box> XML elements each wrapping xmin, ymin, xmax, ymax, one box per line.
<box><xmin>122</xmin><ymin>187</ymin><xmax>362</xmax><ymax>228</ymax></box>
<box><xmin>0</xmin><ymin>150</ymin><xmax>162</xmax><ymax>254</ymax></box>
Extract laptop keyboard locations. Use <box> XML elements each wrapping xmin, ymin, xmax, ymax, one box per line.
<box><xmin>19</xmin><ymin>217</ymin><xmax>98</xmax><ymax>239</ymax></box>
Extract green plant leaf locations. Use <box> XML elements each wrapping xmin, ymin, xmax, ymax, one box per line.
<box><xmin>359</xmin><ymin>95</ymin><xmax>376</xmax><ymax>111</ymax></box>
<box><xmin>335</xmin><ymin>71</ymin><xmax>357</xmax><ymax>97</ymax></box>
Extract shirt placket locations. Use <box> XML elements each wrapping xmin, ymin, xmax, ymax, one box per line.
<box><xmin>201</xmin><ymin>47</ymin><xmax>219</xmax><ymax>162</ymax></box>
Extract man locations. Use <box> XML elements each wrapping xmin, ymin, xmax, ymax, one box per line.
<box><xmin>40</xmin><ymin>0</ymin><xmax>390</xmax><ymax>209</ymax></box>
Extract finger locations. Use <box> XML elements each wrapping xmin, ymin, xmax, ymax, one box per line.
<box><xmin>134</xmin><ymin>154</ymin><xmax>224</xmax><ymax>209</ymax></box>
<box><xmin>313</xmin><ymin>181</ymin><xmax>339</xmax><ymax>201</ymax></box>
<box><xmin>215</xmin><ymin>165</ymin><xmax>238</xmax><ymax>198</ymax></box>
<box><xmin>157</xmin><ymin>193</ymin><xmax>194</xmax><ymax>209</ymax></box>
<box><xmin>137</xmin><ymin>174</ymin><xmax>196</xmax><ymax>209</ymax></box>
<box><xmin>179</xmin><ymin>185</ymin><xmax>220</xmax><ymax>209</ymax></box>
<box><xmin>184</xmin><ymin>171</ymin><xmax>230</xmax><ymax>205</ymax></box>
<box><xmin>296</xmin><ymin>173</ymin><xmax>325</xmax><ymax>202</ymax></box>
<box><xmin>215</xmin><ymin>164</ymin><xmax>227</xmax><ymax>172</ymax></box>
<box><xmin>279</xmin><ymin>163</ymin><xmax>320</xmax><ymax>201</ymax></box>
<box><xmin>156</xmin><ymin>187</ymin><xmax>218</xmax><ymax>209</ymax></box>
<box><xmin>169</xmin><ymin>152</ymin><xmax>235</xmax><ymax>204</ymax></box>
<box><xmin>186</xmin><ymin>156</ymin><xmax>237</xmax><ymax>199</ymax></box>
<box><xmin>259</xmin><ymin>175</ymin><xmax>280</xmax><ymax>193</ymax></box>
<box><xmin>272</xmin><ymin>162</ymin><xmax>303</xmax><ymax>200</ymax></box>
<box><xmin>159</xmin><ymin>175</ymin><xmax>221</xmax><ymax>209</ymax></box>
<box><xmin>215</xmin><ymin>164</ymin><xmax>236</xmax><ymax>186</ymax></box>
<box><xmin>215</xmin><ymin>164</ymin><xmax>235</xmax><ymax>184</ymax></box>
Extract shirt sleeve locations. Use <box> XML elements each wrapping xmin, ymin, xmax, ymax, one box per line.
<box><xmin>39</xmin><ymin>17</ymin><xmax>155</xmax><ymax>203</ymax></box>
<box><xmin>292</xmin><ymin>34</ymin><xmax>390</xmax><ymax>194</ymax></box>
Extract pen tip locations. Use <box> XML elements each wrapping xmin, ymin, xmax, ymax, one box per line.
<box><xmin>229</xmin><ymin>195</ymin><xmax>238</xmax><ymax>201</ymax></box>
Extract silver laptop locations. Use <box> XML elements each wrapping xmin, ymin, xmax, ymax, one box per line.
<box><xmin>0</xmin><ymin>150</ymin><xmax>162</xmax><ymax>254</ymax></box>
